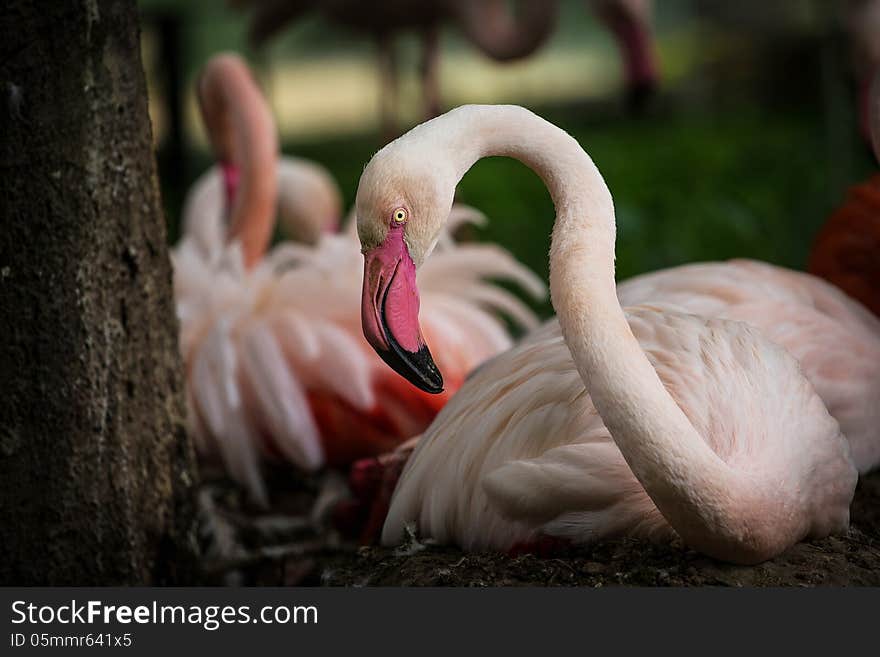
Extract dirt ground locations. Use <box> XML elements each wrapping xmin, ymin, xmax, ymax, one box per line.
<box><xmin>198</xmin><ymin>468</ymin><xmax>880</xmax><ymax>587</ymax></box>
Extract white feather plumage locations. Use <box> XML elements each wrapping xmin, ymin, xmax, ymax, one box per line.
<box><xmin>173</xmin><ymin>207</ymin><xmax>546</xmax><ymax>502</ymax></box>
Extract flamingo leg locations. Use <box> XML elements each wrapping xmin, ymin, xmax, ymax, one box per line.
<box><xmin>592</xmin><ymin>0</ymin><xmax>658</xmax><ymax>111</ymax></box>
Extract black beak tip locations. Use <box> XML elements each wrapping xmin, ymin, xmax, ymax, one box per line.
<box><xmin>378</xmin><ymin>342</ymin><xmax>444</xmax><ymax>395</ymax></box>
<box><xmin>410</xmin><ymin>346</ymin><xmax>444</xmax><ymax>394</ymax></box>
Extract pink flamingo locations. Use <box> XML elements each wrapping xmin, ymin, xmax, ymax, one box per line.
<box><xmin>173</xmin><ymin>56</ymin><xmax>546</xmax><ymax>503</ymax></box>
<box><xmin>353</xmin><ymin>105</ymin><xmax>875</xmax><ymax>562</ymax></box>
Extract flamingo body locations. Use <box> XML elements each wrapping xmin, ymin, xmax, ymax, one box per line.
<box><xmin>383</xmin><ymin>307</ymin><xmax>854</xmax><ymax>553</ymax></box>
<box><xmin>355</xmin><ymin>259</ymin><xmax>880</xmax><ymax>544</ymax></box>
<box><xmin>618</xmin><ymin>259</ymin><xmax>880</xmax><ymax>473</ymax></box>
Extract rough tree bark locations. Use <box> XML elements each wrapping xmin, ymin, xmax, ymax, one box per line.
<box><xmin>0</xmin><ymin>0</ymin><xmax>198</xmax><ymax>584</ymax></box>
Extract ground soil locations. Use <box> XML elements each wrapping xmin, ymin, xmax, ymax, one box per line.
<box><xmin>198</xmin><ymin>467</ymin><xmax>880</xmax><ymax>587</ymax></box>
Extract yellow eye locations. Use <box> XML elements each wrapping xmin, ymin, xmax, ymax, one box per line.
<box><xmin>393</xmin><ymin>208</ymin><xmax>408</xmax><ymax>224</ymax></box>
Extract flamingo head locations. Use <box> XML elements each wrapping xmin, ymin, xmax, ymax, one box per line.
<box><xmin>355</xmin><ymin>144</ymin><xmax>456</xmax><ymax>394</ymax></box>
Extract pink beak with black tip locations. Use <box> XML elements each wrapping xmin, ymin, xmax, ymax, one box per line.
<box><xmin>361</xmin><ymin>226</ymin><xmax>444</xmax><ymax>394</ymax></box>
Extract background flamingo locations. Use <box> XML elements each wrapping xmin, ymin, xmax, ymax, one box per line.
<box><xmin>235</xmin><ymin>0</ymin><xmax>557</xmax><ymax>136</ymax></box>
<box><xmin>173</xmin><ymin>55</ymin><xmax>546</xmax><ymax>503</ymax></box>
<box><xmin>234</xmin><ymin>0</ymin><xmax>658</xmax><ymax>135</ymax></box>
<box><xmin>354</xmin><ymin>105</ymin><xmax>864</xmax><ymax>562</ymax></box>
<box><xmin>809</xmin><ymin>70</ymin><xmax>880</xmax><ymax>317</ymax></box>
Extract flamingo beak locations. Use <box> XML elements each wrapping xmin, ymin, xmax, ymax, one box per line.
<box><xmin>361</xmin><ymin>229</ymin><xmax>444</xmax><ymax>394</ymax></box>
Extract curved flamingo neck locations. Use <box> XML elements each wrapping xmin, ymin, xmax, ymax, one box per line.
<box><xmin>198</xmin><ymin>54</ymin><xmax>278</xmax><ymax>268</ymax></box>
<box><xmin>421</xmin><ymin>105</ymin><xmax>763</xmax><ymax>560</ymax></box>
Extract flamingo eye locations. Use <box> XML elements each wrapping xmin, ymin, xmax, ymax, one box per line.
<box><xmin>392</xmin><ymin>208</ymin><xmax>408</xmax><ymax>224</ymax></box>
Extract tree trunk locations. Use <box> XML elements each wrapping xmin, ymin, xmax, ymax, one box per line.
<box><xmin>0</xmin><ymin>0</ymin><xmax>198</xmax><ymax>584</ymax></box>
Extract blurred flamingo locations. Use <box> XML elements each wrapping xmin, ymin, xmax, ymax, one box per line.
<box><xmin>234</xmin><ymin>0</ymin><xmax>557</xmax><ymax>136</ymax></box>
<box><xmin>173</xmin><ymin>54</ymin><xmax>546</xmax><ymax>503</ymax></box>
<box><xmin>809</xmin><ymin>70</ymin><xmax>880</xmax><ymax>317</ymax></box>
<box><xmin>234</xmin><ymin>0</ymin><xmax>658</xmax><ymax>135</ymax></box>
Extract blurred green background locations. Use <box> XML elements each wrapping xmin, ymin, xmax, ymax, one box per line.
<box><xmin>139</xmin><ymin>0</ymin><xmax>876</xmax><ymax>318</ymax></box>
